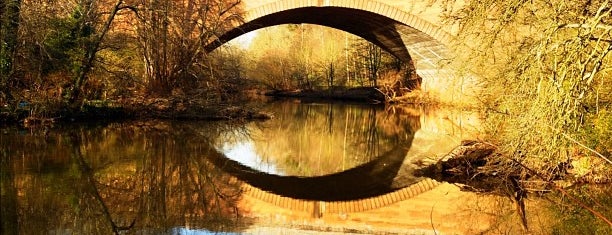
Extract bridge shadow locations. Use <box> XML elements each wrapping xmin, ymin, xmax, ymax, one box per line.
<box><xmin>204</xmin><ymin>116</ymin><xmax>430</xmax><ymax>202</ymax></box>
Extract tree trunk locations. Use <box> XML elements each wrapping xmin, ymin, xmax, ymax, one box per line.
<box><xmin>64</xmin><ymin>0</ymin><xmax>125</xmax><ymax>108</ymax></box>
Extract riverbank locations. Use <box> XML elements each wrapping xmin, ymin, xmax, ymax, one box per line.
<box><xmin>1</xmin><ymin>87</ymin><xmax>436</xmax><ymax>126</ymax></box>
<box><xmin>264</xmin><ymin>87</ymin><xmax>386</xmax><ymax>103</ymax></box>
<box><xmin>0</xmin><ymin>97</ymin><xmax>273</xmax><ymax>127</ymax></box>
<box><xmin>0</xmin><ymin>89</ymin><xmax>445</xmax><ymax>133</ymax></box>
<box><xmin>264</xmin><ymin>87</ymin><xmax>440</xmax><ymax>105</ymax></box>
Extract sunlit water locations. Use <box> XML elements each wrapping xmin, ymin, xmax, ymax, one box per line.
<box><xmin>0</xmin><ymin>100</ymin><xmax>515</xmax><ymax>234</ymax></box>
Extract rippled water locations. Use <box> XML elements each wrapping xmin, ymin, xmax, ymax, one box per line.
<box><xmin>0</xmin><ymin>100</ymin><xmax>507</xmax><ymax>234</ymax></box>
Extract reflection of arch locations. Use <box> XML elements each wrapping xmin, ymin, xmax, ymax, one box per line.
<box><xmin>241</xmin><ymin>179</ymin><xmax>441</xmax><ymax>214</ymax></box>
<box><xmin>208</xmin><ymin>143</ymin><xmax>414</xmax><ymax>201</ymax></box>
<box><xmin>205</xmin><ymin>119</ymin><xmax>428</xmax><ymax>201</ymax></box>
<box><xmin>206</xmin><ymin>0</ymin><xmax>453</xmax><ymax>82</ymax></box>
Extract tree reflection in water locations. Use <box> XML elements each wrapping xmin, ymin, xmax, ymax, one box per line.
<box><xmin>0</xmin><ymin>102</ymin><xmax>427</xmax><ymax>234</ymax></box>
<box><xmin>218</xmin><ymin>101</ymin><xmax>422</xmax><ymax>177</ymax></box>
<box><xmin>207</xmin><ymin>103</ymin><xmax>424</xmax><ymax>201</ymax></box>
<box><xmin>0</xmin><ymin>122</ymin><xmax>250</xmax><ymax>235</ymax></box>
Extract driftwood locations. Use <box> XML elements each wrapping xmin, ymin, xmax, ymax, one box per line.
<box><xmin>415</xmin><ymin>140</ymin><xmax>501</xmax><ymax>191</ymax></box>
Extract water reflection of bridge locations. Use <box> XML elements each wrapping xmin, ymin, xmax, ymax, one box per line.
<box><xmin>206</xmin><ymin>107</ymin><xmax>444</xmax><ymax>216</ymax></box>
<box><xmin>210</xmin><ymin>146</ymin><xmax>442</xmax><ymax>216</ymax></box>
<box><xmin>240</xmin><ymin>179</ymin><xmax>440</xmax><ymax>216</ymax></box>
<box><xmin>212</xmin><ymin>143</ymin><xmax>442</xmax><ymax>216</ymax></box>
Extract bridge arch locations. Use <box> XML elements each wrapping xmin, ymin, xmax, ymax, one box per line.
<box><xmin>206</xmin><ymin>0</ymin><xmax>454</xmax><ymax>82</ymax></box>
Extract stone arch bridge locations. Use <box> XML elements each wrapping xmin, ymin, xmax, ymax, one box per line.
<box><xmin>201</xmin><ymin>0</ymin><xmax>478</xmax><ymax>213</ymax></box>
<box><xmin>205</xmin><ymin>0</ymin><xmax>462</xmax><ymax>92</ymax></box>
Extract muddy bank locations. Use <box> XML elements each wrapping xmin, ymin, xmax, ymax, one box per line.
<box><xmin>264</xmin><ymin>88</ymin><xmax>444</xmax><ymax>105</ymax></box>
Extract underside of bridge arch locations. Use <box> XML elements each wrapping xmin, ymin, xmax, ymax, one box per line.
<box><xmin>205</xmin><ymin>0</ymin><xmax>453</xmax><ymax>85</ymax></box>
<box><xmin>208</xmin><ymin>7</ymin><xmax>413</xmax><ymax>62</ymax></box>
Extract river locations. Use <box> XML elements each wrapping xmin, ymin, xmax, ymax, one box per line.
<box><xmin>1</xmin><ymin>100</ymin><xmax>604</xmax><ymax>234</ymax></box>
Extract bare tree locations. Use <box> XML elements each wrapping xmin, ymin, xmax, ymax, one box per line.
<box><xmin>349</xmin><ymin>40</ymin><xmax>385</xmax><ymax>87</ymax></box>
<box><xmin>134</xmin><ymin>0</ymin><xmax>243</xmax><ymax>95</ymax></box>
<box><xmin>364</xmin><ymin>42</ymin><xmax>382</xmax><ymax>87</ymax></box>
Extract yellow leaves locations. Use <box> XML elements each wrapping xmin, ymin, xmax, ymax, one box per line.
<box><xmin>570</xmin><ymin>155</ymin><xmax>609</xmax><ymax>179</ymax></box>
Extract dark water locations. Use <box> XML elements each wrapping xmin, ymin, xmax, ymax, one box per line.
<box><xmin>0</xmin><ymin>101</ymin><xmax>476</xmax><ymax>234</ymax></box>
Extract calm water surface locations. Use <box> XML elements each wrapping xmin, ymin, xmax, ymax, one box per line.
<box><xmin>1</xmin><ymin>101</ymin><xmax>484</xmax><ymax>234</ymax></box>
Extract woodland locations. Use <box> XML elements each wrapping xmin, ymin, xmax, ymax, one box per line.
<box><xmin>1</xmin><ymin>0</ymin><xmax>406</xmax><ymax>123</ymax></box>
<box><xmin>1</xmin><ymin>0</ymin><xmax>612</xmax><ymax>231</ymax></box>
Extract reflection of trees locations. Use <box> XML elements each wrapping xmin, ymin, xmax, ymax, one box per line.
<box><xmin>132</xmin><ymin>124</ymin><xmax>244</xmax><ymax>233</ymax></box>
<box><xmin>206</xmin><ymin>102</ymin><xmax>423</xmax><ymax>201</ymax></box>
<box><xmin>243</xmin><ymin>101</ymin><xmax>420</xmax><ymax>176</ymax></box>
<box><xmin>1</xmin><ymin>134</ymin><xmax>18</xmax><ymax>235</ymax></box>
<box><xmin>0</xmin><ymin>122</ymin><xmax>249</xmax><ymax>234</ymax></box>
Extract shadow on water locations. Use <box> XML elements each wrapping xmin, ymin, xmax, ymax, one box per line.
<box><xmin>206</xmin><ymin>142</ymin><xmax>417</xmax><ymax>201</ymax></box>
